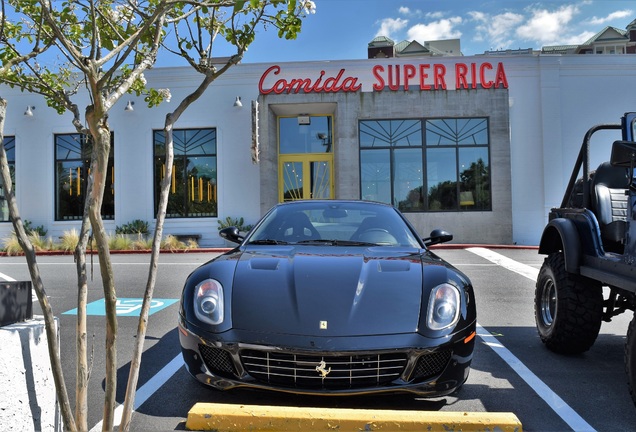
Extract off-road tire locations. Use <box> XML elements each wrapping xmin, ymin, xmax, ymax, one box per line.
<box><xmin>535</xmin><ymin>252</ymin><xmax>603</xmax><ymax>354</ymax></box>
<box><xmin>627</xmin><ymin>315</ymin><xmax>636</xmax><ymax>408</ymax></box>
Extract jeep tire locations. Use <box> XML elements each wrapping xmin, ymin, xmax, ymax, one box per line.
<box><xmin>535</xmin><ymin>252</ymin><xmax>603</xmax><ymax>354</ymax></box>
<box><xmin>627</xmin><ymin>315</ymin><xmax>636</xmax><ymax>407</ymax></box>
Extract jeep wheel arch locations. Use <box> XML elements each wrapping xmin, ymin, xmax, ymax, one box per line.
<box><xmin>535</xmin><ymin>252</ymin><xmax>603</xmax><ymax>354</ymax></box>
<box><xmin>538</xmin><ymin>218</ymin><xmax>582</xmax><ymax>274</ymax></box>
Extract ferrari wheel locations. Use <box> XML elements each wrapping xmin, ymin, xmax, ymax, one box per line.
<box><xmin>627</xmin><ymin>314</ymin><xmax>636</xmax><ymax>407</ymax></box>
<box><xmin>534</xmin><ymin>252</ymin><xmax>603</xmax><ymax>354</ymax></box>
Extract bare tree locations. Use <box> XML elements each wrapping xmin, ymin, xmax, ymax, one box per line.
<box><xmin>1</xmin><ymin>0</ymin><xmax>314</xmax><ymax>431</ymax></box>
<box><xmin>119</xmin><ymin>1</ymin><xmax>316</xmax><ymax>429</ymax></box>
<box><xmin>0</xmin><ymin>1</ymin><xmax>78</xmax><ymax>428</ymax></box>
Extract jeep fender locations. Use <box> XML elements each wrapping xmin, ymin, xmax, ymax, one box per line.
<box><xmin>538</xmin><ymin>218</ymin><xmax>582</xmax><ymax>273</ymax></box>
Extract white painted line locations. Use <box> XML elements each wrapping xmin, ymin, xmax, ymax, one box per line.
<box><xmin>467</xmin><ymin>247</ymin><xmax>539</xmax><ymax>280</ymax></box>
<box><xmin>477</xmin><ymin>324</ymin><xmax>596</xmax><ymax>432</ymax></box>
<box><xmin>89</xmin><ymin>353</ymin><xmax>183</xmax><ymax>432</ymax></box>
<box><xmin>0</xmin><ymin>271</ymin><xmax>17</xmax><ymax>281</ymax></box>
<box><xmin>468</xmin><ymin>247</ymin><xmax>595</xmax><ymax>432</ymax></box>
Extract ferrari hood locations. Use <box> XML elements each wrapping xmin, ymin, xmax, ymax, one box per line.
<box><xmin>231</xmin><ymin>246</ymin><xmax>424</xmax><ymax>337</ymax></box>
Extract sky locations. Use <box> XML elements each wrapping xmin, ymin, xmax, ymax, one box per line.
<box><xmin>231</xmin><ymin>0</ymin><xmax>635</xmax><ymax>63</ymax></box>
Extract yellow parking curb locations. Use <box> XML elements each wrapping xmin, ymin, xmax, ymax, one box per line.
<box><xmin>186</xmin><ymin>402</ymin><xmax>523</xmax><ymax>431</ymax></box>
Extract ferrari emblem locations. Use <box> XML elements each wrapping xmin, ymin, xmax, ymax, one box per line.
<box><xmin>320</xmin><ymin>320</ymin><xmax>328</xmax><ymax>329</ymax></box>
<box><xmin>316</xmin><ymin>360</ymin><xmax>331</xmax><ymax>378</ymax></box>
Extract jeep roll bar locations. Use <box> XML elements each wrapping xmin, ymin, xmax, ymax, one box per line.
<box><xmin>561</xmin><ymin>124</ymin><xmax>622</xmax><ymax>209</ymax></box>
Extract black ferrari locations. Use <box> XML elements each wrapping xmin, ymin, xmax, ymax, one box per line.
<box><xmin>178</xmin><ymin>200</ymin><xmax>476</xmax><ymax>396</ymax></box>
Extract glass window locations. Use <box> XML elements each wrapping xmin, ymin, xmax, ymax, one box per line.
<box><xmin>154</xmin><ymin>128</ymin><xmax>217</xmax><ymax>218</ymax></box>
<box><xmin>359</xmin><ymin>118</ymin><xmax>491</xmax><ymax>212</ymax></box>
<box><xmin>279</xmin><ymin>116</ymin><xmax>332</xmax><ymax>154</ymax></box>
<box><xmin>360</xmin><ymin>149</ymin><xmax>391</xmax><ymax>203</ymax></box>
<box><xmin>0</xmin><ymin>136</ymin><xmax>15</xmax><ymax>222</ymax></box>
<box><xmin>427</xmin><ymin>147</ymin><xmax>457</xmax><ymax>210</ymax></box>
<box><xmin>54</xmin><ymin>134</ymin><xmax>114</xmax><ymax>221</ymax></box>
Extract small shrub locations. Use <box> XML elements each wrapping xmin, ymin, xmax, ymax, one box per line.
<box><xmin>59</xmin><ymin>229</ymin><xmax>80</xmax><ymax>252</ymax></box>
<box><xmin>109</xmin><ymin>234</ymin><xmax>134</xmax><ymax>250</ymax></box>
<box><xmin>3</xmin><ymin>235</ymin><xmax>22</xmax><ymax>256</ymax></box>
<box><xmin>116</xmin><ymin>219</ymin><xmax>149</xmax><ymax>235</ymax></box>
<box><xmin>217</xmin><ymin>216</ymin><xmax>253</xmax><ymax>233</ymax></box>
<box><xmin>29</xmin><ymin>233</ymin><xmax>54</xmax><ymax>252</ymax></box>
<box><xmin>161</xmin><ymin>235</ymin><xmax>187</xmax><ymax>251</ymax></box>
<box><xmin>24</xmin><ymin>220</ymin><xmax>47</xmax><ymax>236</ymax></box>
<box><xmin>132</xmin><ymin>237</ymin><xmax>153</xmax><ymax>250</ymax></box>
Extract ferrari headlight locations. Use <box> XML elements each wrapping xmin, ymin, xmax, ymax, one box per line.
<box><xmin>194</xmin><ymin>279</ymin><xmax>224</xmax><ymax>325</ymax></box>
<box><xmin>427</xmin><ymin>283</ymin><xmax>460</xmax><ymax>331</ymax></box>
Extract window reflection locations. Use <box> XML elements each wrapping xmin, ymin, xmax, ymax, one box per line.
<box><xmin>154</xmin><ymin>129</ymin><xmax>217</xmax><ymax>218</ymax></box>
<box><xmin>359</xmin><ymin>118</ymin><xmax>491</xmax><ymax>212</ymax></box>
<box><xmin>54</xmin><ymin>134</ymin><xmax>114</xmax><ymax>221</ymax></box>
<box><xmin>279</xmin><ymin>116</ymin><xmax>333</xmax><ymax>154</ymax></box>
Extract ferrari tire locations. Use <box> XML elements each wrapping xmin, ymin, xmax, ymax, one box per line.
<box><xmin>534</xmin><ymin>252</ymin><xmax>603</xmax><ymax>354</ymax></box>
<box><xmin>627</xmin><ymin>314</ymin><xmax>636</xmax><ymax>408</ymax></box>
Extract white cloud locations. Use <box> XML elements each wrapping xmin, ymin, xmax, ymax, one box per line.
<box><xmin>407</xmin><ymin>16</ymin><xmax>462</xmax><ymax>42</ymax></box>
<box><xmin>515</xmin><ymin>5</ymin><xmax>580</xmax><ymax>45</ymax></box>
<box><xmin>588</xmin><ymin>10</ymin><xmax>633</xmax><ymax>25</ymax></box>
<box><xmin>375</xmin><ymin>17</ymin><xmax>409</xmax><ymax>38</ymax></box>
<box><xmin>562</xmin><ymin>30</ymin><xmax>596</xmax><ymax>45</ymax></box>
<box><xmin>425</xmin><ymin>11</ymin><xmax>445</xmax><ymax>20</ymax></box>
<box><xmin>398</xmin><ymin>6</ymin><xmax>409</xmax><ymax>15</ymax></box>
<box><xmin>469</xmin><ymin>10</ymin><xmax>524</xmax><ymax>49</ymax></box>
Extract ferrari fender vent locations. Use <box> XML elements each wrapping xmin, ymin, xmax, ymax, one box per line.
<box><xmin>198</xmin><ymin>344</ymin><xmax>237</xmax><ymax>378</ymax></box>
<box><xmin>240</xmin><ymin>350</ymin><xmax>407</xmax><ymax>390</ymax></box>
<box><xmin>410</xmin><ymin>350</ymin><xmax>452</xmax><ymax>381</ymax></box>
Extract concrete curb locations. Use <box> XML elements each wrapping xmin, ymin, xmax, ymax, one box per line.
<box><xmin>185</xmin><ymin>403</ymin><xmax>523</xmax><ymax>431</ymax></box>
<box><xmin>0</xmin><ymin>316</ymin><xmax>62</xmax><ymax>432</ymax></box>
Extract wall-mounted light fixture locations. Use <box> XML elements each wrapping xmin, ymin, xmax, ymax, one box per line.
<box><xmin>233</xmin><ymin>96</ymin><xmax>242</xmax><ymax>108</ymax></box>
<box><xmin>125</xmin><ymin>101</ymin><xmax>135</xmax><ymax>112</ymax></box>
<box><xmin>24</xmin><ymin>106</ymin><xmax>35</xmax><ymax>117</ymax></box>
<box><xmin>297</xmin><ymin>114</ymin><xmax>311</xmax><ymax>125</ymax></box>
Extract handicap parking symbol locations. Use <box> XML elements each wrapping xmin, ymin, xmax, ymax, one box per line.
<box><xmin>63</xmin><ymin>298</ymin><xmax>178</xmax><ymax>317</ymax></box>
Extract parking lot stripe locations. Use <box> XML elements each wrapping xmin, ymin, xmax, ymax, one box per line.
<box><xmin>468</xmin><ymin>248</ymin><xmax>596</xmax><ymax>432</ymax></box>
<box><xmin>477</xmin><ymin>324</ymin><xmax>595</xmax><ymax>432</ymax></box>
<box><xmin>466</xmin><ymin>247</ymin><xmax>539</xmax><ymax>281</ymax></box>
<box><xmin>0</xmin><ymin>271</ymin><xmax>16</xmax><ymax>281</ymax></box>
<box><xmin>89</xmin><ymin>353</ymin><xmax>183</xmax><ymax>432</ymax></box>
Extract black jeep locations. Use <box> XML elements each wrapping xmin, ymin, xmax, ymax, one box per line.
<box><xmin>535</xmin><ymin>112</ymin><xmax>636</xmax><ymax>407</ymax></box>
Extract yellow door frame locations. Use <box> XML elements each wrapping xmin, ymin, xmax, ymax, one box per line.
<box><xmin>278</xmin><ymin>153</ymin><xmax>334</xmax><ymax>202</ymax></box>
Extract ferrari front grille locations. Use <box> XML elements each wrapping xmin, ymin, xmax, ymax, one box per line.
<box><xmin>198</xmin><ymin>344</ymin><xmax>237</xmax><ymax>378</ymax></box>
<box><xmin>410</xmin><ymin>350</ymin><xmax>452</xmax><ymax>381</ymax></box>
<box><xmin>240</xmin><ymin>350</ymin><xmax>407</xmax><ymax>390</ymax></box>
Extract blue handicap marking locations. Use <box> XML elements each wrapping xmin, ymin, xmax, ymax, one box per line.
<box><xmin>63</xmin><ymin>298</ymin><xmax>178</xmax><ymax>316</ymax></box>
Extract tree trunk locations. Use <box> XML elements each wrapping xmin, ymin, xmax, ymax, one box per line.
<box><xmin>118</xmin><ymin>121</ymin><xmax>174</xmax><ymax>431</ymax></box>
<box><xmin>85</xmin><ymin>111</ymin><xmax>118</xmax><ymax>432</ymax></box>
<box><xmin>118</xmin><ymin>70</ymin><xmax>219</xmax><ymax>431</ymax></box>
<box><xmin>74</xmin><ymin>215</ymin><xmax>93</xmax><ymax>431</ymax></box>
<box><xmin>0</xmin><ymin>99</ymin><xmax>77</xmax><ymax>430</ymax></box>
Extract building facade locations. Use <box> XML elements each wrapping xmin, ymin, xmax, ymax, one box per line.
<box><xmin>2</xmin><ymin>53</ymin><xmax>636</xmax><ymax>246</ymax></box>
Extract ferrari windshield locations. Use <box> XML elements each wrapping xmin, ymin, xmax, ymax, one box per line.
<box><xmin>247</xmin><ymin>201</ymin><xmax>422</xmax><ymax>247</ymax></box>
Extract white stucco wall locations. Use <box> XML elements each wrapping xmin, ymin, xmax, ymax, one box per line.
<box><xmin>2</xmin><ymin>54</ymin><xmax>636</xmax><ymax>246</ymax></box>
<box><xmin>503</xmin><ymin>54</ymin><xmax>636</xmax><ymax>245</ymax></box>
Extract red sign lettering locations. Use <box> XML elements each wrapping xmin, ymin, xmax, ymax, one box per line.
<box><xmin>259</xmin><ymin>62</ymin><xmax>508</xmax><ymax>94</ymax></box>
<box><xmin>259</xmin><ymin>65</ymin><xmax>362</xmax><ymax>94</ymax></box>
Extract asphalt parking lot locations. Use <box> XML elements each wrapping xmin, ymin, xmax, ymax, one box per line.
<box><xmin>1</xmin><ymin>247</ymin><xmax>635</xmax><ymax>431</ymax></box>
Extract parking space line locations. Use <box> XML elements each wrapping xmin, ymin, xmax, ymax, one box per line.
<box><xmin>477</xmin><ymin>324</ymin><xmax>595</xmax><ymax>431</ymax></box>
<box><xmin>466</xmin><ymin>247</ymin><xmax>539</xmax><ymax>280</ymax></box>
<box><xmin>0</xmin><ymin>271</ymin><xmax>16</xmax><ymax>281</ymax></box>
<box><xmin>89</xmin><ymin>353</ymin><xmax>183</xmax><ymax>432</ymax></box>
<box><xmin>469</xmin><ymin>247</ymin><xmax>595</xmax><ymax>432</ymax></box>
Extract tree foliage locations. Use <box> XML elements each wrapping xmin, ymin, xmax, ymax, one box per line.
<box><xmin>0</xmin><ymin>0</ymin><xmax>314</xmax><ymax>430</ymax></box>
